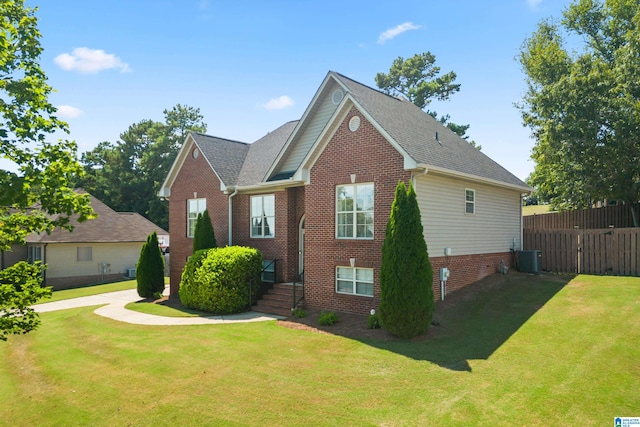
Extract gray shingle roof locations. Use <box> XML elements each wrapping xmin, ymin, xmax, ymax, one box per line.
<box><xmin>190</xmin><ymin>132</ymin><xmax>250</xmax><ymax>187</ymax></box>
<box><xmin>331</xmin><ymin>72</ymin><xmax>528</xmax><ymax>189</ymax></box>
<box><xmin>236</xmin><ymin>121</ymin><xmax>298</xmax><ymax>186</ymax></box>
<box><xmin>26</xmin><ymin>191</ymin><xmax>167</xmax><ymax>243</ymax></box>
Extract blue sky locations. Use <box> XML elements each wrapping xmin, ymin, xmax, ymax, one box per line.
<box><xmin>29</xmin><ymin>0</ymin><xmax>571</xmax><ymax>181</ymax></box>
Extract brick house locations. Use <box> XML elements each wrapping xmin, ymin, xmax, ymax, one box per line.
<box><xmin>159</xmin><ymin>71</ymin><xmax>530</xmax><ymax>315</ymax></box>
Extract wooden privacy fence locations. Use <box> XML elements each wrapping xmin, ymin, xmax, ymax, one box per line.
<box><xmin>523</xmin><ymin>203</ymin><xmax>639</xmax><ymax>230</ymax></box>
<box><xmin>523</xmin><ymin>228</ymin><xmax>640</xmax><ymax>276</ymax></box>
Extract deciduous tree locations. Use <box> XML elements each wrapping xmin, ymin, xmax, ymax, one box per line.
<box><xmin>1</xmin><ymin>0</ymin><xmax>94</xmax><ymax>339</ymax></box>
<box><xmin>519</xmin><ymin>0</ymin><xmax>640</xmax><ymax>225</ymax></box>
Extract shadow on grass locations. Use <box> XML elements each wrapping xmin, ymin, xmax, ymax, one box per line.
<box><xmin>361</xmin><ymin>272</ymin><xmax>573</xmax><ymax>372</ymax></box>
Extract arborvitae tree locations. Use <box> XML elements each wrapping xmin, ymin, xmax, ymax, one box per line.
<box><xmin>193</xmin><ymin>210</ymin><xmax>217</xmax><ymax>253</ymax></box>
<box><xmin>136</xmin><ymin>232</ymin><xmax>165</xmax><ymax>298</ymax></box>
<box><xmin>379</xmin><ymin>181</ymin><xmax>434</xmax><ymax>338</ymax></box>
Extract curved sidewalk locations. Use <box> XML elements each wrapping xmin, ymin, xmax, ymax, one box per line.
<box><xmin>34</xmin><ymin>288</ymin><xmax>283</xmax><ymax>326</ymax></box>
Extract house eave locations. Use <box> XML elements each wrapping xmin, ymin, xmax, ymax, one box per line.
<box><xmin>417</xmin><ymin>163</ymin><xmax>532</xmax><ymax>193</ymax></box>
<box><xmin>225</xmin><ymin>179</ymin><xmax>305</xmax><ymax>195</ymax></box>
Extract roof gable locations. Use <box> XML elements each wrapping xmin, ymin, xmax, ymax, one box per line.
<box><xmin>331</xmin><ymin>72</ymin><xmax>529</xmax><ymax>190</ymax></box>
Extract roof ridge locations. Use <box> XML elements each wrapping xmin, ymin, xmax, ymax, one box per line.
<box><xmin>190</xmin><ymin>131</ymin><xmax>249</xmax><ymax>146</ymax></box>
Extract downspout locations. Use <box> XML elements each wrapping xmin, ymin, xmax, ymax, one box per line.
<box><xmin>228</xmin><ymin>188</ymin><xmax>239</xmax><ymax>246</ymax></box>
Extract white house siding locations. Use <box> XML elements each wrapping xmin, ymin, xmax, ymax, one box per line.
<box><xmin>278</xmin><ymin>80</ymin><xmax>341</xmax><ymax>173</ymax></box>
<box><xmin>415</xmin><ymin>173</ymin><xmax>522</xmax><ymax>257</ymax></box>
<box><xmin>44</xmin><ymin>242</ymin><xmax>144</xmax><ymax>279</ymax></box>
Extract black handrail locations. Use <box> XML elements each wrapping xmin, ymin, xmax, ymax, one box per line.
<box><xmin>292</xmin><ymin>271</ymin><xmax>304</xmax><ymax>309</ymax></box>
<box><xmin>249</xmin><ymin>259</ymin><xmax>279</xmax><ymax>311</ymax></box>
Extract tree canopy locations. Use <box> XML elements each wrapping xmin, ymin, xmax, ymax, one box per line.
<box><xmin>1</xmin><ymin>0</ymin><xmax>94</xmax><ymax>339</ymax></box>
<box><xmin>78</xmin><ymin>105</ymin><xmax>206</xmax><ymax>230</ymax></box>
<box><xmin>519</xmin><ymin>0</ymin><xmax>640</xmax><ymax>225</ymax></box>
<box><xmin>375</xmin><ymin>52</ymin><xmax>478</xmax><ymax>146</ymax></box>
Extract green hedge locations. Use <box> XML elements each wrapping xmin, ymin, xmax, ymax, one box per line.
<box><xmin>178</xmin><ymin>246</ymin><xmax>262</xmax><ymax>314</ymax></box>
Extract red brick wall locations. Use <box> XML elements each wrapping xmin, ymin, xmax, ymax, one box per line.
<box><xmin>303</xmin><ymin>108</ymin><xmax>411</xmax><ymax>314</ymax></box>
<box><xmin>231</xmin><ymin>187</ymin><xmax>303</xmax><ymax>283</ymax></box>
<box><xmin>430</xmin><ymin>251</ymin><xmax>514</xmax><ymax>301</ymax></box>
<box><xmin>168</xmin><ymin>147</ymin><xmax>229</xmax><ymax>295</ymax></box>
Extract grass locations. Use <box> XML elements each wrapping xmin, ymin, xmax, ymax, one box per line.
<box><xmin>522</xmin><ymin>204</ymin><xmax>552</xmax><ymax>215</ymax></box>
<box><xmin>38</xmin><ymin>277</ymin><xmax>169</xmax><ymax>304</ymax></box>
<box><xmin>2</xmin><ymin>273</ymin><xmax>639</xmax><ymax>426</ymax></box>
<box><xmin>124</xmin><ymin>300</ymin><xmax>210</xmax><ymax>317</ymax></box>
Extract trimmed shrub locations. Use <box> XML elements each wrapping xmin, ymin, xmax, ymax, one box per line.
<box><xmin>179</xmin><ymin>246</ymin><xmax>262</xmax><ymax>314</ymax></box>
<box><xmin>136</xmin><ymin>232</ymin><xmax>165</xmax><ymax>298</ymax></box>
<box><xmin>379</xmin><ymin>181</ymin><xmax>434</xmax><ymax>338</ymax></box>
<box><xmin>318</xmin><ymin>311</ymin><xmax>339</xmax><ymax>326</ymax></box>
<box><xmin>192</xmin><ymin>209</ymin><xmax>217</xmax><ymax>253</ymax></box>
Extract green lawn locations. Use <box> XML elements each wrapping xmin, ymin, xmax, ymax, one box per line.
<box><xmin>38</xmin><ymin>277</ymin><xmax>169</xmax><ymax>304</ymax></box>
<box><xmin>522</xmin><ymin>204</ymin><xmax>552</xmax><ymax>215</ymax></box>
<box><xmin>2</xmin><ymin>274</ymin><xmax>638</xmax><ymax>426</ymax></box>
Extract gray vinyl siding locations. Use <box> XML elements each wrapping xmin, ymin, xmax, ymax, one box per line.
<box><xmin>278</xmin><ymin>81</ymin><xmax>341</xmax><ymax>173</ymax></box>
<box><xmin>415</xmin><ymin>174</ymin><xmax>522</xmax><ymax>256</ymax></box>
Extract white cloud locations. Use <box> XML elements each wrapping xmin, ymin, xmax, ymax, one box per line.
<box><xmin>377</xmin><ymin>22</ymin><xmax>422</xmax><ymax>44</ymax></box>
<box><xmin>56</xmin><ymin>105</ymin><xmax>84</xmax><ymax>119</ymax></box>
<box><xmin>260</xmin><ymin>95</ymin><xmax>294</xmax><ymax>111</ymax></box>
<box><xmin>54</xmin><ymin>47</ymin><xmax>131</xmax><ymax>74</ymax></box>
<box><xmin>527</xmin><ymin>0</ymin><xmax>543</xmax><ymax>9</ymax></box>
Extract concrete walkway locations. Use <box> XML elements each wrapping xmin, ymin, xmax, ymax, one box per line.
<box><xmin>34</xmin><ymin>288</ymin><xmax>283</xmax><ymax>325</ymax></box>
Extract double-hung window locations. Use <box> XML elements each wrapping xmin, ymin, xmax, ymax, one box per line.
<box><xmin>187</xmin><ymin>198</ymin><xmax>206</xmax><ymax>237</ymax></box>
<box><xmin>251</xmin><ymin>194</ymin><xmax>275</xmax><ymax>238</ymax></box>
<box><xmin>465</xmin><ymin>189</ymin><xmax>475</xmax><ymax>214</ymax></box>
<box><xmin>336</xmin><ymin>267</ymin><xmax>374</xmax><ymax>297</ymax></box>
<box><xmin>336</xmin><ymin>183</ymin><xmax>374</xmax><ymax>239</ymax></box>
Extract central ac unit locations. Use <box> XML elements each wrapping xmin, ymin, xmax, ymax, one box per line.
<box><xmin>127</xmin><ymin>268</ymin><xmax>136</xmax><ymax>278</ymax></box>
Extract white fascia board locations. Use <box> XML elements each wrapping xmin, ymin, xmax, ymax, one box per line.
<box><xmin>158</xmin><ymin>135</ymin><xmax>194</xmax><ymax>197</ymax></box>
<box><xmin>297</xmin><ymin>95</ymin><xmax>415</xmax><ymax>181</ymax></box>
<box><xmin>232</xmin><ymin>179</ymin><xmax>305</xmax><ymax>194</ymax></box>
<box><xmin>418</xmin><ymin>163</ymin><xmax>532</xmax><ymax>193</ymax></box>
<box><xmin>263</xmin><ymin>71</ymin><xmax>337</xmax><ymax>181</ymax></box>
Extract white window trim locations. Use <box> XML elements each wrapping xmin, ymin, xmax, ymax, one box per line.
<box><xmin>336</xmin><ymin>266</ymin><xmax>374</xmax><ymax>297</ymax></box>
<box><xmin>250</xmin><ymin>194</ymin><xmax>275</xmax><ymax>238</ymax></box>
<box><xmin>336</xmin><ymin>183</ymin><xmax>374</xmax><ymax>240</ymax></box>
<box><xmin>465</xmin><ymin>188</ymin><xmax>475</xmax><ymax>215</ymax></box>
<box><xmin>187</xmin><ymin>198</ymin><xmax>206</xmax><ymax>238</ymax></box>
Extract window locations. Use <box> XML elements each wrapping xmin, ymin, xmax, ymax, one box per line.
<box><xmin>27</xmin><ymin>246</ymin><xmax>42</xmax><ymax>263</ymax></box>
<box><xmin>337</xmin><ymin>183</ymin><xmax>374</xmax><ymax>239</ymax></box>
<box><xmin>187</xmin><ymin>198</ymin><xmax>206</xmax><ymax>237</ymax></box>
<box><xmin>77</xmin><ymin>247</ymin><xmax>92</xmax><ymax>261</ymax></box>
<box><xmin>336</xmin><ymin>267</ymin><xmax>374</xmax><ymax>297</ymax></box>
<box><xmin>465</xmin><ymin>189</ymin><xmax>475</xmax><ymax>214</ymax></box>
<box><xmin>251</xmin><ymin>194</ymin><xmax>275</xmax><ymax>238</ymax></box>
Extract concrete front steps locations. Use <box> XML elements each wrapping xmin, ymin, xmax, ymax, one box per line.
<box><xmin>253</xmin><ymin>283</ymin><xmax>304</xmax><ymax>317</ymax></box>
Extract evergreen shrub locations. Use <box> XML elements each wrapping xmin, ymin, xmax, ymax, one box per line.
<box><xmin>136</xmin><ymin>232</ymin><xmax>165</xmax><ymax>298</ymax></box>
<box><xmin>379</xmin><ymin>181</ymin><xmax>434</xmax><ymax>338</ymax></box>
<box><xmin>192</xmin><ymin>210</ymin><xmax>217</xmax><ymax>253</ymax></box>
<box><xmin>179</xmin><ymin>246</ymin><xmax>262</xmax><ymax>314</ymax></box>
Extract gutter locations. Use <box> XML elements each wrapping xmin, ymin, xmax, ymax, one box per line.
<box><xmin>228</xmin><ymin>188</ymin><xmax>239</xmax><ymax>246</ymax></box>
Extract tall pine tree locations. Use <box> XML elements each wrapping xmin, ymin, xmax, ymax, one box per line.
<box><xmin>136</xmin><ymin>232</ymin><xmax>165</xmax><ymax>298</ymax></box>
<box><xmin>379</xmin><ymin>181</ymin><xmax>434</xmax><ymax>338</ymax></box>
<box><xmin>192</xmin><ymin>210</ymin><xmax>217</xmax><ymax>253</ymax></box>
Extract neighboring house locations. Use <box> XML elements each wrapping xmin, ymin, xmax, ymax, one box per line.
<box><xmin>19</xmin><ymin>191</ymin><xmax>169</xmax><ymax>289</ymax></box>
<box><xmin>160</xmin><ymin>71</ymin><xmax>530</xmax><ymax>315</ymax></box>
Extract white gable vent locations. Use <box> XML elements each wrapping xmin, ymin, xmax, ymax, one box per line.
<box><xmin>332</xmin><ymin>89</ymin><xmax>344</xmax><ymax>105</ymax></box>
<box><xmin>348</xmin><ymin>116</ymin><xmax>361</xmax><ymax>132</ymax></box>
